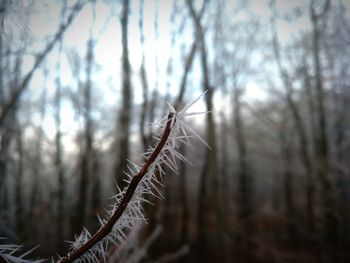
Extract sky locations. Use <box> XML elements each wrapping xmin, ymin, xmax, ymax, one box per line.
<box><xmin>4</xmin><ymin>0</ymin><xmax>348</xmax><ymax>152</ymax></box>
<box><xmin>4</xmin><ymin>0</ymin><xmax>181</xmax><ymax>153</ymax></box>
<box><xmin>6</xmin><ymin>0</ymin><xmax>314</xmax><ymax>101</ymax></box>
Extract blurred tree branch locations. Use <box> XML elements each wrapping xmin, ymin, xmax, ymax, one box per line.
<box><xmin>0</xmin><ymin>0</ymin><xmax>84</xmax><ymax>126</ymax></box>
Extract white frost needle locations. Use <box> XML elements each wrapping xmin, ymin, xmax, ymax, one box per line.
<box><xmin>178</xmin><ymin>118</ymin><xmax>211</xmax><ymax>149</ymax></box>
<box><xmin>179</xmin><ymin>90</ymin><xmax>208</xmax><ymax>114</ymax></box>
<box><xmin>0</xmin><ymin>242</ymin><xmax>43</xmax><ymax>263</ymax></box>
<box><xmin>182</xmin><ymin>110</ymin><xmax>211</xmax><ymax>117</ymax></box>
<box><xmin>166</xmin><ymin>101</ymin><xmax>176</xmax><ymax>113</ymax></box>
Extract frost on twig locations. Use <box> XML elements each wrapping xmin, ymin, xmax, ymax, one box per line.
<box><xmin>0</xmin><ymin>94</ymin><xmax>207</xmax><ymax>263</ymax></box>
<box><xmin>56</xmin><ymin>93</ymin><xmax>209</xmax><ymax>263</ymax></box>
<box><xmin>0</xmin><ymin>240</ymin><xmax>43</xmax><ymax>263</ymax></box>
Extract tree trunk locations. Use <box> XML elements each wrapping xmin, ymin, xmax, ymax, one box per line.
<box><xmin>55</xmin><ymin>52</ymin><xmax>65</xmax><ymax>248</ymax></box>
<box><xmin>0</xmin><ymin>27</ymin><xmax>8</xmax><ymax>216</ymax></box>
<box><xmin>279</xmin><ymin>113</ymin><xmax>297</xmax><ymax>244</ymax></box>
<box><xmin>11</xmin><ymin>56</ymin><xmax>22</xmax><ymax>240</ymax></box>
<box><xmin>186</xmin><ymin>1</ymin><xmax>226</xmax><ymax>261</ymax></box>
<box><xmin>115</xmin><ymin>0</ymin><xmax>132</xmax><ymax>190</ymax></box>
<box><xmin>138</xmin><ymin>0</ymin><xmax>149</xmax><ymax>153</ymax></box>
<box><xmin>271</xmin><ymin>1</ymin><xmax>315</xmax><ymax>233</ymax></box>
<box><xmin>233</xmin><ymin>87</ymin><xmax>254</xmax><ymax>239</ymax></box>
<box><xmin>75</xmin><ymin>38</ymin><xmax>95</xmax><ymax>232</ymax></box>
<box><xmin>176</xmin><ymin>37</ymin><xmax>198</xmax><ymax>247</ymax></box>
<box><xmin>310</xmin><ymin>0</ymin><xmax>338</xmax><ymax>245</ymax></box>
<box><xmin>15</xmin><ymin>122</ymin><xmax>23</xmax><ymax>241</ymax></box>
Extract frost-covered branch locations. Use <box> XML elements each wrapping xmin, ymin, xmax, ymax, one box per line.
<box><xmin>0</xmin><ymin>94</ymin><xmax>207</xmax><ymax>262</ymax></box>
<box><xmin>57</xmin><ymin>94</ymin><xmax>208</xmax><ymax>263</ymax></box>
<box><xmin>58</xmin><ymin>113</ymin><xmax>174</xmax><ymax>263</ymax></box>
<box><xmin>0</xmin><ymin>241</ymin><xmax>43</xmax><ymax>263</ymax></box>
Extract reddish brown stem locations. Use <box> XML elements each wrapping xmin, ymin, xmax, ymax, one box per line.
<box><xmin>58</xmin><ymin>113</ymin><xmax>174</xmax><ymax>263</ymax></box>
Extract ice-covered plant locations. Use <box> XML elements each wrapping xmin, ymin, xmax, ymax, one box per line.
<box><xmin>0</xmin><ymin>94</ymin><xmax>208</xmax><ymax>263</ymax></box>
<box><xmin>0</xmin><ymin>239</ymin><xmax>43</xmax><ymax>263</ymax></box>
<box><xmin>56</xmin><ymin>94</ymin><xmax>208</xmax><ymax>263</ymax></box>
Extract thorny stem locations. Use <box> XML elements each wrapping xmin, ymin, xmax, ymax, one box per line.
<box><xmin>58</xmin><ymin>113</ymin><xmax>174</xmax><ymax>263</ymax></box>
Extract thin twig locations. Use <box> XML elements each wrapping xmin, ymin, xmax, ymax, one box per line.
<box><xmin>58</xmin><ymin>113</ymin><xmax>174</xmax><ymax>263</ymax></box>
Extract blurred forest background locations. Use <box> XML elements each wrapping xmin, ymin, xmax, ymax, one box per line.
<box><xmin>1</xmin><ymin>0</ymin><xmax>350</xmax><ymax>262</ymax></box>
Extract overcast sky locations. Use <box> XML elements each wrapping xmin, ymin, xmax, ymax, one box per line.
<box><xmin>3</xmin><ymin>0</ymin><xmax>349</xmax><ymax>151</ymax></box>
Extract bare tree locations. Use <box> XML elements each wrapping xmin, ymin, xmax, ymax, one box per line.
<box><xmin>186</xmin><ymin>0</ymin><xmax>226</xmax><ymax>261</ymax></box>
<box><xmin>0</xmin><ymin>53</ymin><xmax>22</xmax><ymax>233</ymax></box>
<box><xmin>0</xmin><ymin>2</ymin><xmax>83</xmax><ymax>228</ymax></box>
<box><xmin>270</xmin><ymin>0</ymin><xmax>315</xmax><ymax>234</ymax></box>
<box><xmin>176</xmin><ymin>39</ymin><xmax>198</xmax><ymax>246</ymax></box>
<box><xmin>12</xmin><ymin>56</ymin><xmax>24</xmax><ymax>241</ymax></box>
<box><xmin>55</xmin><ymin>43</ymin><xmax>65</xmax><ymax>250</ymax></box>
<box><xmin>310</xmin><ymin>0</ymin><xmax>338</xmax><ymax>245</ymax></box>
<box><xmin>84</xmin><ymin>35</ymin><xmax>101</xmax><ymax>228</ymax></box>
<box><xmin>234</xmin><ymin>87</ymin><xmax>255</xmax><ymax>233</ymax></box>
<box><xmin>279</xmin><ymin>108</ymin><xmax>298</xmax><ymax>242</ymax></box>
<box><xmin>325</xmin><ymin>3</ymin><xmax>350</xmax><ymax>245</ymax></box>
<box><xmin>138</xmin><ymin>0</ymin><xmax>149</xmax><ymax>153</ymax></box>
<box><xmin>73</xmin><ymin>36</ymin><xmax>99</xmax><ymax>233</ymax></box>
<box><xmin>115</xmin><ymin>0</ymin><xmax>132</xmax><ymax>190</ymax></box>
<box><xmin>0</xmin><ymin>0</ymin><xmax>84</xmax><ymax>126</ymax></box>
